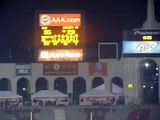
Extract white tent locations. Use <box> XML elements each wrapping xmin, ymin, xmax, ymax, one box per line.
<box><xmin>93</xmin><ymin>84</ymin><xmax>123</xmax><ymax>93</ymax></box>
<box><xmin>31</xmin><ymin>90</ymin><xmax>67</xmax><ymax>98</ymax></box>
<box><xmin>31</xmin><ymin>90</ymin><xmax>68</xmax><ymax>105</ymax></box>
<box><xmin>112</xmin><ymin>83</ymin><xmax>123</xmax><ymax>93</ymax></box>
<box><xmin>79</xmin><ymin>90</ymin><xmax>117</xmax><ymax>105</ymax></box>
<box><xmin>80</xmin><ymin>90</ymin><xmax>116</xmax><ymax>97</ymax></box>
<box><xmin>93</xmin><ymin>84</ymin><xmax>105</xmax><ymax>90</ymax></box>
<box><xmin>0</xmin><ymin>91</ymin><xmax>22</xmax><ymax>102</ymax></box>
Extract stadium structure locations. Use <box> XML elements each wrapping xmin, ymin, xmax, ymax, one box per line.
<box><xmin>0</xmin><ymin>0</ymin><xmax>159</xmax><ymax>107</ymax></box>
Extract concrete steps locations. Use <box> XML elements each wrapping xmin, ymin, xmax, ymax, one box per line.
<box><xmin>0</xmin><ymin>105</ymin><xmax>160</xmax><ymax>120</ymax></box>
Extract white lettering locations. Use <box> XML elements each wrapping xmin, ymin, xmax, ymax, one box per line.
<box><xmin>52</xmin><ymin>17</ymin><xmax>80</xmax><ymax>23</ymax></box>
<box><xmin>18</xmin><ymin>69</ymin><xmax>29</xmax><ymax>74</ymax></box>
<box><xmin>136</xmin><ymin>42</ymin><xmax>157</xmax><ymax>53</ymax></box>
<box><xmin>134</xmin><ymin>30</ymin><xmax>160</xmax><ymax>35</ymax></box>
<box><xmin>40</xmin><ymin>51</ymin><xmax>81</xmax><ymax>59</ymax></box>
<box><xmin>16</xmin><ymin>65</ymin><xmax>30</xmax><ymax>69</ymax></box>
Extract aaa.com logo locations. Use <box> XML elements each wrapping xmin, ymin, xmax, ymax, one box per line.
<box><xmin>40</xmin><ymin>15</ymin><xmax>51</xmax><ymax>25</ymax></box>
<box><xmin>39</xmin><ymin>14</ymin><xmax>81</xmax><ymax>26</ymax></box>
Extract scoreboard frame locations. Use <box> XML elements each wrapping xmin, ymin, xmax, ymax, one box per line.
<box><xmin>34</xmin><ymin>10</ymin><xmax>86</xmax><ymax>62</ymax></box>
<box><xmin>122</xmin><ymin>29</ymin><xmax>160</xmax><ymax>57</ymax></box>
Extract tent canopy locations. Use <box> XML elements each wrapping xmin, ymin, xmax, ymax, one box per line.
<box><xmin>93</xmin><ymin>84</ymin><xmax>105</xmax><ymax>90</ymax></box>
<box><xmin>80</xmin><ymin>90</ymin><xmax>116</xmax><ymax>97</ymax></box>
<box><xmin>31</xmin><ymin>90</ymin><xmax>67</xmax><ymax>98</ymax></box>
<box><xmin>79</xmin><ymin>90</ymin><xmax>117</xmax><ymax>105</ymax></box>
<box><xmin>0</xmin><ymin>91</ymin><xmax>22</xmax><ymax>99</ymax></box>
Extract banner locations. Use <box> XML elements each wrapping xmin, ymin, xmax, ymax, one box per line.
<box><xmin>16</xmin><ymin>64</ymin><xmax>31</xmax><ymax>76</ymax></box>
<box><xmin>89</xmin><ymin>63</ymin><xmax>106</xmax><ymax>76</ymax></box>
<box><xmin>43</xmin><ymin>62</ymin><xmax>78</xmax><ymax>75</ymax></box>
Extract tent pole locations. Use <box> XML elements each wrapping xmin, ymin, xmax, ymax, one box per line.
<box><xmin>30</xmin><ymin>111</ymin><xmax>32</xmax><ymax>120</ymax></box>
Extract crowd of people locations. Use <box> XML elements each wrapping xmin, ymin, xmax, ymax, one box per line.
<box><xmin>0</xmin><ymin>95</ymin><xmax>125</xmax><ymax>109</ymax></box>
<box><xmin>80</xmin><ymin>95</ymin><xmax>125</xmax><ymax>106</ymax></box>
<box><xmin>0</xmin><ymin>99</ymin><xmax>23</xmax><ymax>109</ymax></box>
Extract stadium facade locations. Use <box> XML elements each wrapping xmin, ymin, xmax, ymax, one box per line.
<box><xmin>0</xmin><ymin>0</ymin><xmax>160</xmax><ymax>106</ymax></box>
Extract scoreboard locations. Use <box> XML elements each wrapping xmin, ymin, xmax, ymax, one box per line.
<box><xmin>35</xmin><ymin>11</ymin><xmax>85</xmax><ymax>62</ymax></box>
<box><xmin>122</xmin><ymin>30</ymin><xmax>160</xmax><ymax>57</ymax></box>
<box><xmin>123</xmin><ymin>30</ymin><xmax>160</xmax><ymax>41</ymax></box>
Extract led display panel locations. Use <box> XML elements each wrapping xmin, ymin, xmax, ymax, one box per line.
<box><xmin>122</xmin><ymin>29</ymin><xmax>160</xmax><ymax>57</ymax></box>
<box><xmin>123</xmin><ymin>30</ymin><xmax>160</xmax><ymax>41</ymax></box>
<box><xmin>123</xmin><ymin>41</ymin><xmax>160</xmax><ymax>54</ymax></box>
<box><xmin>35</xmin><ymin>11</ymin><xmax>85</xmax><ymax>62</ymax></box>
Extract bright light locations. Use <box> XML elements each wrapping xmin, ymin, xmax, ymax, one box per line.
<box><xmin>151</xmin><ymin>86</ymin><xmax>153</xmax><ymax>89</ymax></box>
<box><xmin>128</xmin><ymin>83</ymin><xmax>134</xmax><ymax>88</ymax></box>
<box><xmin>156</xmin><ymin>67</ymin><xmax>159</xmax><ymax>70</ymax></box>
<box><xmin>142</xmin><ymin>85</ymin><xmax>146</xmax><ymax>88</ymax></box>
<box><xmin>22</xmin><ymin>88</ymin><xmax>27</xmax><ymax>91</ymax></box>
<box><xmin>145</xmin><ymin>63</ymin><xmax>149</xmax><ymax>67</ymax></box>
<box><xmin>142</xmin><ymin>35</ymin><xmax>152</xmax><ymax>40</ymax></box>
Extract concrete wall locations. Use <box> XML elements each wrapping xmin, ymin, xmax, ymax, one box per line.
<box><xmin>0</xmin><ymin>62</ymin><xmax>122</xmax><ymax>95</ymax></box>
<box><xmin>0</xmin><ymin>56</ymin><xmax>160</xmax><ymax>104</ymax></box>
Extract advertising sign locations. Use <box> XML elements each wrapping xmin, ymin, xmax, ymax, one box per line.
<box><xmin>16</xmin><ymin>64</ymin><xmax>31</xmax><ymax>76</ymax></box>
<box><xmin>123</xmin><ymin>41</ymin><xmax>160</xmax><ymax>54</ymax></box>
<box><xmin>38</xmin><ymin>49</ymin><xmax>83</xmax><ymax>61</ymax></box>
<box><xmin>39</xmin><ymin>14</ymin><xmax>81</xmax><ymax>26</ymax></box>
<box><xmin>123</xmin><ymin>30</ymin><xmax>160</xmax><ymax>41</ymax></box>
<box><xmin>43</xmin><ymin>62</ymin><xmax>78</xmax><ymax>75</ymax></box>
<box><xmin>35</xmin><ymin>11</ymin><xmax>85</xmax><ymax>62</ymax></box>
<box><xmin>122</xmin><ymin>29</ymin><xmax>160</xmax><ymax>57</ymax></box>
<box><xmin>89</xmin><ymin>63</ymin><xmax>106</xmax><ymax>76</ymax></box>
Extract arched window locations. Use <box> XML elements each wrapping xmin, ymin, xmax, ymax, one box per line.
<box><xmin>140</xmin><ymin>59</ymin><xmax>159</xmax><ymax>104</ymax></box>
<box><xmin>73</xmin><ymin>77</ymin><xmax>86</xmax><ymax>105</ymax></box>
<box><xmin>17</xmin><ymin>78</ymin><xmax>30</xmax><ymax>102</ymax></box>
<box><xmin>111</xmin><ymin>77</ymin><xmax>123</xmax><ymax>94</ymax></box>
<box><xmin>92</xmin><ymin>77</ymin><xmax>104</xmax><ymax>89</ymax></box>
<box><xmin>54</xmin><ymin>77</ymin><xmax>67</xmax><ymax>94</ymax></box>
<box><xmin>35</xmin><ymin>77</ymin><xmax>48</xmax><ymax>92</ymax></box>
<box><xmin>0</xmin><ymin>78</ymin><xmax>11</xmax><ymax>91</ymax></box>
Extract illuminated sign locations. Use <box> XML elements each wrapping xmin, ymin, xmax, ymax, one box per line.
<box><xmin>128</xmin><ymin>83</ymin><xmax>134</xmax><ymax>89</ymax></box>
<box><xmin>123</xmin><ymin>41</ymin><xmax>160</xmax><ymax>54</ymax></box>
<box><xmin>35</xmin><ymin>12</ymin><xmax>85</xmax><ymax>62</ymax></box>
<box><xmin>40</xmin><ymin>26</ymin><xmax>80</xmax><ymax>46</ymax></box>
<box><xmin>38</xmin><ymin>49</ymin><xmax>83</xmax><ymax>61</ymax></box>
<box><xmin>123</xmin><ymin>30</ymin><xmax>160</xmax><ymax>41</ymax></box>
<box><xmin>142</xmin><ymin>36</ymin><xmax>152</xmax><ymax>40</ymax></box>
<box><xmin>39</xmin><ymin>14</ymin><xmax>81</xmax><ymax>26</ymax></box>
<box><xmin>38</xmin><ymin>13</ymin><xmax>83</xmax><ymax>48</ymax></box>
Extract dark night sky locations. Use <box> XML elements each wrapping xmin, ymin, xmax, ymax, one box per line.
<box><xmin>0</xmin><ymin>0</ymin><xmax>160</xmax><ymax>62</ymax></box>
